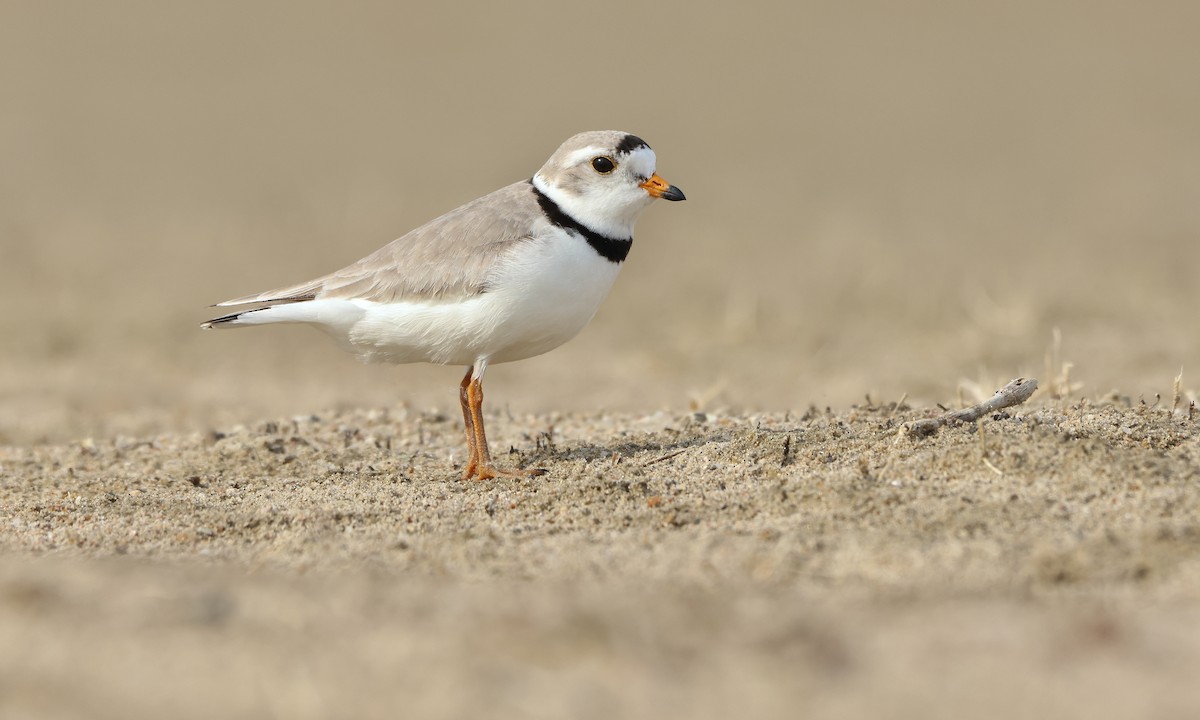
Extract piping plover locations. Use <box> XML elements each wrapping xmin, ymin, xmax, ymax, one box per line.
<box><xmin>203</xmin><ymin>130</ymin><xmax>685</xmax><ymax>480</ymax></box>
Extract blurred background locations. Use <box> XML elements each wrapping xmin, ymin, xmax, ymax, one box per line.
<box><xmin>2</xmin><ymin>0</ymin><xmax>1198</xmax><ymax>444</ymax></box>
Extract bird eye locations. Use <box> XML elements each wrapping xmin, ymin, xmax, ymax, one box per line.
<box><xmin>590</xmin><ymin>156</ymin><xmax>616</xmax><ymax>174</ymax></box>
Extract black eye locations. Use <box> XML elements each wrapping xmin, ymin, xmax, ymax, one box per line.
<box><xmin>590</xmin><ymin>156</ymin><xmax>616</xmax><ymax>174</ymax></box>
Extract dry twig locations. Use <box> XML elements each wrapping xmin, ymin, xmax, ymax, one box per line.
<box><xmin>643</xmin><ymin>448</ymin><xmax>689</xmax><ymax>467</ymax></box>
<box><xmin>904</xmin><ymin>378</ymin><xmax>1038</xmax><ymax>438</ymax></box>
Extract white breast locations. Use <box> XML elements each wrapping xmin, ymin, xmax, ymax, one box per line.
<box><xmin>329</xmin><ymin>228</ymin><xmax>622</xmax><ymax>366</ymax></box>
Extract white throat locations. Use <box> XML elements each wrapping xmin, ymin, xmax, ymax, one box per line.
<box><xmin>532</xmin><ymin>173</ymin><xmax>647</xmax><ymax>240</ymax></box>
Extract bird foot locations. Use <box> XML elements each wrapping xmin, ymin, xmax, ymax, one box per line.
<box><xmin>464</xmin><ymin>464</ymin><xmax>547</xmax><ymax>481</ymax></box>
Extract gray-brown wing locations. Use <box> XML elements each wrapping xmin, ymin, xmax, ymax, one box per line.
<box><xmin>215</xmin><ymin>181</ymin><xmax>540</xmax><ymax>306</ymax></box>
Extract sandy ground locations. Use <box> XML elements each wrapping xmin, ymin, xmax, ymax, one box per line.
<box><xmin>4</xmin><ymin>2</ymin><xmax>1200</xmax><ymax>718</ymax></box>
<box><xmin>3</xmin><ymin>401</ymin><xmax>1200</xmax><ymax>719</ymax></box>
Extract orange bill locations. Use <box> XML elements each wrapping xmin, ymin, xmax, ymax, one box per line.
<box><xmin>639</xmin><ymin>173</ymin><xmax>686</xmax><ymax>201</ymax></box>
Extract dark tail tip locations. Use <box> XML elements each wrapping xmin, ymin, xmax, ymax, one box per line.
<box><xmin>200</xmin><ymin>311</ymin><xmax>244</xmax><ymax>329</ymax></box>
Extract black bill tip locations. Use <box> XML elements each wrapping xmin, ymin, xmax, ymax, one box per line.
<box><xmin>661</xmin><ymin>185</ymin><xmax>686</xmax><ymax>202</ymax></box>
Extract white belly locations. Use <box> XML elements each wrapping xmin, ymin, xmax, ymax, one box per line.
<box><xmin>335</xmin><ymin>233</ymin><xmax>622</xmax><ymax>366</ymax></box>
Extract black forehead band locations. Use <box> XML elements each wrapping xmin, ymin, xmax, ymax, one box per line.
<box><xmin>614</xmin><ymin>134</ymin><xmax>650</xmax><ymax>156</ymax></box>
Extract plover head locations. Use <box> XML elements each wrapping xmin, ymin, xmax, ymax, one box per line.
<box><xmin>533</xmin><ymin>130</ymin><xmax>685</xmax><ymax>240</ymax></box>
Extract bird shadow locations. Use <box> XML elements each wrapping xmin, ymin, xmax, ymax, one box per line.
<box><xmin>518</xmin><ymin>430</ymin><xmax>729</xmax><ymax>467</ymax></box>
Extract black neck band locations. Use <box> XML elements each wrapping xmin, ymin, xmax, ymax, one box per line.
<box><xmin>530</xmin><ymin>181</ymin><xmax>632</xmax><ymax>264</ymax></box>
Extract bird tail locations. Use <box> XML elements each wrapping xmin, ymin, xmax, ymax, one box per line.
<box><xmin>200</xmin><ymin>298</ymin><xmax>365</xmax><ymax>330</ymax></box>
<box><xmin>201</xmin><ymin>302</ymin><xmax>316</xmax><ymax>329</ymax></box>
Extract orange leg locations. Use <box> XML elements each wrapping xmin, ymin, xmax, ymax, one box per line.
<box><xmin>463</xmin><ymin>375</ymin><xmax>545</xmax><ymax>481</ymax></box>
<box><xmin>458</xmin><ymin>367</ymin><xmax>478</xmax><ymax>480</ymax></box>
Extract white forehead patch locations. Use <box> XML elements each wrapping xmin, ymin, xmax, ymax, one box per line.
<box><xmin>624</xmin><ymin>146</ymin><xmax>658</xmax><ymax>179</ymax></box>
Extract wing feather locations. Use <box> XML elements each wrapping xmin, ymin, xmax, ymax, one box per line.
<box><xmin>214</xmin><ymin>181</ymin><xmax>539</xmax><ymax>307</ymax></box>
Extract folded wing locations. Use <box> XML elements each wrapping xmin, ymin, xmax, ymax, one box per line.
<box><xmin>213</xmin><ymin>181</ymin><xmax>540</xmax><ymax>308</ymax></box>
